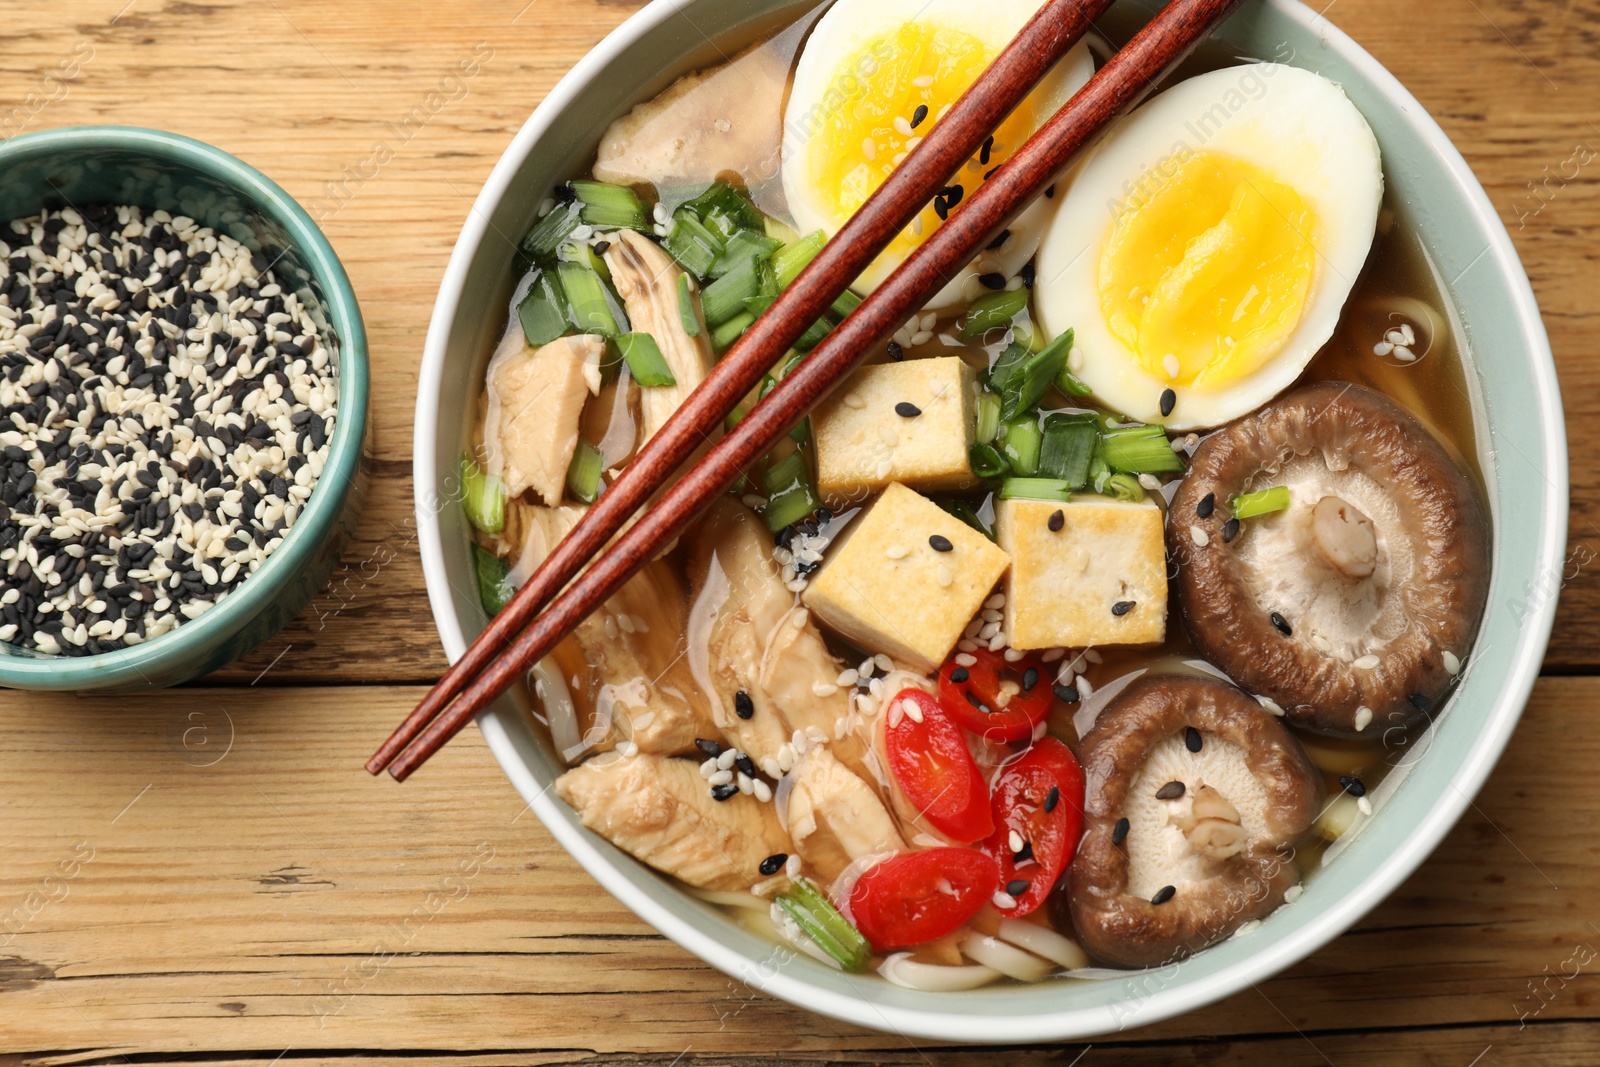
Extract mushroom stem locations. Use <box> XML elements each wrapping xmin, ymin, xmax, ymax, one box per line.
<box><xmin>1311</xmin><ymin>495</ymin><xmax>1378</xmax><ymax>580</ymax></box>
<box><xmin>1170</xmin><ymin>784</ymin><xmax>1248</xmax><ymax>862</ymax></box>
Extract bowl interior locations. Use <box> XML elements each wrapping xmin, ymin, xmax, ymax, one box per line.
<box><xmin>416</xmin><ymin>0</ymin><xmax>1566</xmax><ymax>1042</ymax></box>
<box><xmin>0</xmin><ymin>127</ymin><xmax>369</xmax><ymax>689</ymax></box>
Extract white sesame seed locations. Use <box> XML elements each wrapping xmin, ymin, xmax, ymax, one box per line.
<box><xmin>753</xmin><ymin>779</ymin><xmax>772</xmax><ymax>803</ymax></box>
<box><xmin>984</xmin><ymin>594</ymin><xmax>1006</xmax><ymax>610</ymax></box>
<box><xmin>1002</xmin><ymin>647</ymin><xmax>1026</xmax><ymax>663</ymax></box>
<box><xmin>786</xmin><ymin>854</ymin><xmax>802</xmax><ymax>878</ymax></box>
<box><xmin>1009</xmin><ymin>830</ymin><xmax>1024</xmax><ymax>852</ymax></box>
<box><xmin>812</xmin><ymin>681</ymin><xmax>839</xmax><ymax>697</ymax></box>
<box><xmin>709</xmin><ymin>769</ymin><xmax>734</xmax><ymax>787</ymax></box>
<box><xmin>1354</xmin><ymin>706</ymin><xmax>1373</xmax><ymax>732</ymax></box>
<box><xmin>1356</xmin><ymin>796</ymin><xmax>1373</xmax><ymax>816</ymax></box>
<box><xmin>836</xmin><ymin>668</ymin><xmax>859</xmax><ymax>688</ymax></box>
<box><xmin>903</xmin><ymin>699</ymin><xmax>924</xmax><ymax>724</ymax></box>
<box><xmin>737</xmin><ymin>773</ymin><xmax>754</xmax><ymax>795</ymax></box>
<box><xmin>936</xmin><ymin>564</ymin><xmax>954</xmax><ymax>587</ymax></box>
<box><xmin>885</xmin><ymin>544</ymin><xmax>909</xmax><ymax>560</ymax></box>
<box><xmin>717</xmin><ymin>749</ymin><xmax>738</xmax><ymax>770</ymax></box>
<box><xmin>1283</xmin><ymin>884</ymin><xmax>1304</xmax><ymax>904</ymax></box>
<box><xmin>1257</xmin><ymin>695</ymin><xmax>1285</xmax><ymax>716</ymax></box>
<box><xmin>1353</xmin><ymin>654</ymin><xmax>1380</xmax><ymax>670</ymax></box>
<box><xmin>700</xmin><ymin>758</ymin><xmax>718</xmax><ymax>778</ymax></box>
<box><xmin>992</xmin><ymin>891</ymin><xmax>1017</xmax><ymax>910</ymax></box>
<box><xmin>1190</xmin><ymin>525</ymin><xmax>1210</xmax><ymax>547</ymax></box>
<box><xmin>1443</xmin><ymin>650</ymin><xmax>1461</xmax><ymax>675</ymax></box>
<box><xmin>874</xmin><ymin>654</ymin><xmax>893</xmax><ymax>673</ymax></box>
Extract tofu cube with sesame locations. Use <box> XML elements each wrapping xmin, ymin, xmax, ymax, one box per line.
<box><xmin>997</xmin><ymin>496</ymin><xmax>1167</xmax><ymax>650</ymax></box>
<box><xmin>802</xmin><ymin>482</ymin><xmax>1010</xmax><ymax>672</ymax></box>
<box><xmin>811</xmin><ymin>357</ymin><xmax>978</xmax><ymax>510</ymax></box>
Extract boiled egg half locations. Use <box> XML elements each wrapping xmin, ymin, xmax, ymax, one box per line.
<box><xmin>782</xmin><ymin>0</ymin><xmax>1093</xmax><ymax>308</ymax></box>
<box><xmin>1034</xmin><ymin>64</ymin><xmax>1383</xmax><ymax>429</ymax></box>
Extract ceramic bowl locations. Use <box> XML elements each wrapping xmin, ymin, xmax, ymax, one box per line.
<box><xmin>413</xmin><ymin>0</ymin><xmax>1566</xmax><ymax>1041</ymax></box>
<box><xmin>0</xmin><ymin>126</ymin><xmax>368</xmax><ymax>691</ymax></box>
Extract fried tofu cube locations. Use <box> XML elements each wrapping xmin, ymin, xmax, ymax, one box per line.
<box><xmin>997</xmin><ymin>496</ymin><xmax>1167</xmax><ymax>650</ymax></box>
<box><xmin>802</xmin><ymin>483</ymin><xmax>1009</xmax><ymax>672</ymax></box>
<box><xmin>812</xmin><ymin>357</ymin><xmax>977</xmax><ymax>509</ymax></box>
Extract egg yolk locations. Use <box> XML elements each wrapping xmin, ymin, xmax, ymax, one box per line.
<box><xmin>807</xmin><ymin>22</ymin><xmax>1036</xmax><ymax>260</ymax></box>
<box><xmin>1098</xmin><ymin>151</ymin><xmax>1317</xmax><ymax>389</ymax></box>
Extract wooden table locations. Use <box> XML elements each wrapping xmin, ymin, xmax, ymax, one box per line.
<box><xmin>0</xmin><ymin>0</ymin><xmax>1593</xmax><ymax>1062</ymax></box>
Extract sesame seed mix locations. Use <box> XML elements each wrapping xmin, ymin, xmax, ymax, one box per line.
<box><xmin>0</xmin><ymin>204</ymin><xmax>336</xmax><ymax>656</ymax></box>
<box><xmin>894</xmin><ymin>401</ymin><xmax>922</xmax><ymax>418</ymax></box>
<box><xmin>1154</xmin><ymin>780</ymin><xmax>1186</xmax><ymax>801</ymax></box>
<box><xmin>1112</xmin><ymin>817</ymin><xmax>1130</xmax><ymax>845</ymax></box>
<box><xmin>1185</xmin><ymin>726</ymin><xmax>1202</xmax><ymax>753</ymax></box>
<box><xmin>1270</xmin><ymin>611</ymin><xmax>1293</xmax><ymax>636</ymax></box>
<box><xmin>1151</xmin><ymin>884</ymin><xmax>1176</xmax><ymax>906</ymax></box>
<box><xmin>1159</xmin><ymin>388</ymin><xmax>1177</xmax><ymax>418</ymax></box>
<box><xmin>1196</xmin><ymin>491</ymin><xmax>1215</xmax><ymax>518</ymax></box>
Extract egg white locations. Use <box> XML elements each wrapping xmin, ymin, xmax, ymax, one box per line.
<box><xmin>781</xmin><ymin>0</ymin><xmax>1093</xmax><ymax>309</ymax></box>
<box><xmin>1034</xmin><ymin>64</ymin><xmax>1383</xmax><ymax>429</ymax></box>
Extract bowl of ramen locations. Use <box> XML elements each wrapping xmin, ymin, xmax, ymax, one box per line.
<box><xmin>413</xmin><ymin>0</ymin><xmax>1566</xmax><ymax>1041</ymax></box>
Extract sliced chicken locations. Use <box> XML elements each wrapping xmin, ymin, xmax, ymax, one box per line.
<box><xmin>486</xmin><ymin>331</ymin><xmax>602</xmax><ymax>506</ymax></box>
<box><xmin>785</xmin><ymin>747</ymin><xmax>907</xmax><ymax>884</ymax></box>
<box><xmin>592</xmin><ymin>42</ymin><xmax>788</xmax><ymax>198</ymax></box>
<box><xmin>511</xmin><ymin>500</ymin><xmax>714</xmax><ymax>757</ymax></box>
<box><xmin>556</xmin><ymin>753</ymin><xmax>791</xmax><ymax>892</ymax></box>
<box><xmin>686</xmin><ymin>500</ymin><xmax>873</xmax><ymax>777</ymax></box>
<box><xmin>603</xmin><ymin>231</ymin><xmax>715</xmax><ymax>446</ymax></box>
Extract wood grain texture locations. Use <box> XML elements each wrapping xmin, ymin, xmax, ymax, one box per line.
<box><xmin>0</xmin><ymin>0</ymin><xmax>1595</xmax><ymax>1061</ymax></box>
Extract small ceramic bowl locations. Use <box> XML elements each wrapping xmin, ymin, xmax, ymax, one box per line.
<box><xmin>0</xmin><ymin>126</ymin><xmax>368</xmax><ymax>691</ymax></box>
<box><xmin>413</xmin><ymin>0</ymin><xmax>1567</xmax><ymax>1043</ymax></box>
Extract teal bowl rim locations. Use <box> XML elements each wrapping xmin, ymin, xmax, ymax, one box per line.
<box><xmin>0</xmin><ymin>125</ymin><xmax>368</xmax><ymax>689</ymax></box>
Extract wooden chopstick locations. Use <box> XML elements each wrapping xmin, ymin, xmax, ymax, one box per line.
<box><xmin>373</xmin><ymin>0</ymin><xmax>1244</xmax><ymax>780</ymax></box>
<box><xmin>367</xmin><ymin>0</ymin><xmax>1116</xmax><ymax>778</ymax></box>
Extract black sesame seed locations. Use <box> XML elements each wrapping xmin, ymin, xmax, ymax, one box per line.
<box><xmin>1111</xmin><ymin>600</ymin><xmax>1136</xmax><ymax>616</ymax></box>
<box><xmin>1155</xmin><ymin>780</ymin><xmax>1186</xmax><ymax>801</ymax></box>
<box><xmin>1045</xmin><ymin>184</ymin><xmax>1056</xmax><ymax>199</ymax></box>
<box><xmin>1222</xmin><ymin>517</ymin><xmax>1241</xmax><ymax>543</ymax></box>
<box><xmin>911</xmin><ymin>103</ymin><xmax>929</xmax><ymax>128</ymax></box>
<box><xmin>895</xmin><ymin>401</ymin><xmax>922</xmax><ymax>418</ymax></box>
<box><xmin>1197</xmin><ymin>492</ymin><xmax>1216</xmax><ymax>518</ymax></box>
<box><xmin>1408</xmin><ymin>692</ymin><xmax>1432</xmax><ymax>712</ymax></box>
<box><xmin>934</xmin><ymin>197</ymin><xmax>950</xmax><ymax>221</ymax></box>
<box><xmin>1047</xmin><ymin>508</ymin><xmax>1065</xmax><ymax>532</ymax></box>
<box><xmin>978</xmin><ymin>272</ymin><xmax>1007</xmax><ymax>290</ymax></box>
<box><xmin>1159</xmin><ymin>388</ymin><xmax>1176</xmax><ymax>417</ymax></box>
<box><xmin>1022</xmin><ymin>667</ymin><xmax>1039</xmax><ymax>692</ymax></box>
<box><xmin>711</xmin><ymin>783</ymin><xmax>738</xmax><ymax>801</ymax></box>
<box><xmin>887</xmin><ymin>340</ymin><xmax>904</xmax><ymax>361</ymax></box>
<box><xmin>1185</xmin><ymin>726</ymin><xmax>1202</xmax><ymax>753</ymax></box>
<box><xmin>735</xmin><ymin>753</ymin><xmax>757</xmax><ymax>778</ymax></box>
<box><xmin>734</xmin><ymin>689</ymin><xmax>755</xmax><ymax>719</ymax></box>
<box><xmin>1044</xmin><ymin>785</ymin><xmax>1060</xmax><ymax>812</ymax></box>
<box><xmin>1019</xmin><ymin>263</ymin><xmax>1035</xmax><ymax>289</ymax></box>
<box><xmin>964</xmin><ymin>690</ymin><xmax>993</xmax><ymax>715</ymax></box>
<box><xmin>1013</xmin><ymin>841</ymin><xmax>1034</xmax><ymax>863</ymax></box>
<box><xmin>1006</xmin><ymin>879</ymin><xmax>1029</xmax><ymax>897</ymax></box>
<box><xmin>592</xmin><ymin>240</ymin><xmax>611</xmax><ymax>255</ymax></box>
<box><xmin>950</xmin><ymin>666</ymin><xmax>970</xmax><ymax>684</ymax></box>
<box><xmin>1151</xmin><ymin>885</ymin><xmax>1176</xmax><ymax>906</ymax></box>
<box><xmin>928</xmin><ymin>533</ymin><xmax>953</xmax><ymax>552</ymax></box>
<box><xmin>1270</xmin><ymin>611</ymin><xmax>1293</xmax><ymax>636</ymax></box>
<box><xmin>1340</xmin><ymin>775</ymin><xmax>1367</xmax><ymax>798</ymax></box>
<box><xmin>986</xmin><ymin>228</ymin><xmax>1011</xmax><ymax>250</ymax></box>
<box><xmin>1052</xmin><ymin>685</ymin><xmax>1079</xmax><ymax>703</ymax></box>
<box><xmin>759</xmin><ymin>853</ymin><xmax>788</xmax><ymax>876</ymax></box>
<box><xmin>1112</xmin><ymin>817</ymin><xmax>1130</xmax><ymax>845</ymax></box>
<box><xmin>980</xmin><ymin>136</ymin><xmax>994</xmax><ymax>165</ymax></box>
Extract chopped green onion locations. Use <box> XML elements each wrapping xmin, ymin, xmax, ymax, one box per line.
<box><xmin>795</xmin><ymin>315</ymin><xmax>832</xmax><ymax>352</ymax></box>
<box><xmin>702</xmin><ymin>255</ymin><xmax>763</xmax><ymax>328</ymax></box>
<box><xmin>959</xmin><ymin>287</ymin><xmax>1031</xmax><ymax>341</ymax></box>
<box><xmin>999</xmin><ymin>477</ymin><xmax>1074</xmax><ymax>503</ymax></box>
<box><xmin>740</xmin><ymin>260</ymin><xmax>780</xmax><ymax>319</ymax></box>
<box><xmin>1056</xmin><ymin>364</ymin><xmax>1094</xmax><ymax>397</ymax></box>
<box><xmin>559</xmin><ymin>239</ymin><xmax>611</xmax><ymax>281</ymax></box>
<box><xmin>516</xmin><ymin>268</ymin><xmax>568</xmax><ymax>348</ymax></box>
<box><xmin>995</xmin><ymin>329</ymin><xmax>1075</xmax><ymax>420</ymax></box>
<box><xmin>764</xmin><ymin>214</ymin><xmax>802</xmax><ymax>245</ymax></box>
<box><xmin>472</xmin><ymin>544</ymin><xmax>515</xmax><ymax>616</ymax></box>
<box><xmin>1104</xmin><ymin>472</ymin><xmax>1145</xmax><ymax>503</ymax></box>
<box><xmin>664</xmin><ymin>210</ymin><xmax>724</xmax><ymax>278</ymax></box>
<box><xmin>710</xmin><ymin>229</ymin><xmax>783</xmax><ymax>278</ymax></box>
<box><xmin>676</xmin><ymin>274</ymin><xmax>701</xmax><ymax>338</ymax></box>
<box><xmin>999</xmin><ymin>415</ymin><xmax>1042</xmax><ymax>477</ymax></box>
<box><xmin>556</xmin><ymin>261</ymin><xmax>625</xmax><ymax>339</ymax></box>
<box><xmin>974</xmin><ymin>390</ymin><xmax>1001</xmax><ymax>445</ymax></box>
<box><xmin>760</xmin><ymin>450</ymin><xmax>820</xmax><ymax>533</ymax></box>
<box><xmin>831</xmin><ymin>287</ymin><xmax>863</xmax><ymax>320</ymax></box>
<box><xmin>570</xmin><ymin>179</ymin><xmax>648</xmax><ymax>231</ymax></box>
<box><xmin>565</xmin><ymin>438</ymin><xmax>605</xmax><ymax>504</ymax></box>
<box><xmin>520</xmin><ymin>200</ymin><xmax>581</xmax><ymax>261</ymax></box>
<box><xmin>682</xmin><ymin>181</ymin><xmax>766</xmax><ymax>239</ymax></box>
<box><xmin>711</xmin><ymin>311</ymin><xmax>755</xmax><ymax>354</ymax></box>
<box><xmin>968</xmin><ymin>441</ymin><xmax>1009</xmax><ymax>480</ymax></box>
<box><xmin>775</xmin><ymin>877</ymin><xmax>870</xmax><ymax>972</ymax></box>
<box><xmin>789</xmin><ymin>414</ymin><xmax>812</xmax><ymax>446</ymax></box>
<box><xmin>986</xmin><ymin>341</ymin><xmax>1030</xmax><ymax>392</ymax></box>
<box><xmin>615</xmin><ymin>332</ymin><xmax>677</xmax><ymax>387</ymax></box>
<box><xmin>934</xmin><ymin>496</ymin><xmax>995</xmax><ymax>541</ymax></box>
<box><xmin>1037</xmin><ymin>413</ymin><xmax>1098</xmax><ymax>489</ymax></box>
<box><xmin>772</xmin><ymin>230</ymin><xmax>826</xmax><ymax>289</ymax></box>
<box><xmin>1232</xmin><ymin>485</ymin><xmax>1291</xmax><ymax>519</ymax></box>
<box><xmin>1099</xmin><ymin>423</ymin><xmax>1186</xmax><ymax>474</ymax></box>
<box><xmin>461</xmin><ymin>453</ymin><xmax>505</xmax><ymax>535</ymax></box>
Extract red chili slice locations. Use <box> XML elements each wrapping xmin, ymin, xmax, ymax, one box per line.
<box><xmin>848</xmin><ymin>847</ymin><xmax>1000</xmax><ymax>951</ymax></box>
<box><xmin>982</xmin><ymin>737</ymin><xmax>1086</xmax><ymax>917</ymax></box>
<box><xmin>884</xmin><ymin>688</ymin><xmax>995</xmax><ymax>843</ymax></box>
<box><xmin>938</xmin><ymin>648</ymin><xmax>1053</xmax><ymax>743</ymax></box>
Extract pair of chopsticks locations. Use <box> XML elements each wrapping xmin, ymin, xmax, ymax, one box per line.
<box><xmin>370</xmin><ymin>0</ymin><xmax>1245</xmax><ymax>781</ymax></box>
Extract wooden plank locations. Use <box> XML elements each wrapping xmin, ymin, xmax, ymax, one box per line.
<box><xmin>0</xmin><ymin>677</ymin><xmax>1594</xmax><ymax>1058</ymax></box>
<box><xmin>0</xmin><ymin>0</ymin><xmax>1589</xmax><ymax>684</ymax></box>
